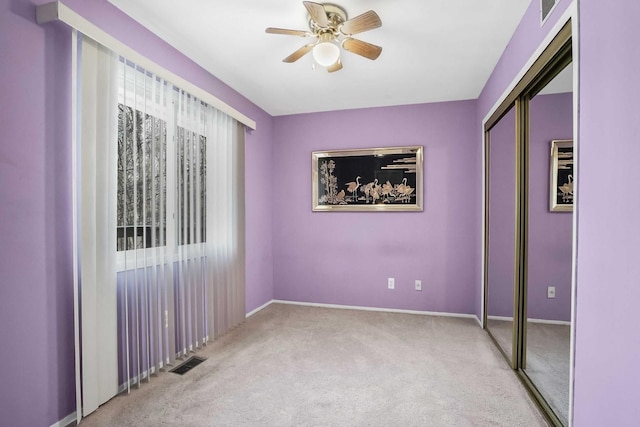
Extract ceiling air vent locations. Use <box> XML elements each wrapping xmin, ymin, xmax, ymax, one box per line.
<box><xmin>541</xmin><ymin>0</ymin><xmax>557</xmax><ymax>23</ymax></box>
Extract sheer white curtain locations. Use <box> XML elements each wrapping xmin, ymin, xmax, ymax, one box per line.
<box><xmin>117</xmin><ymin>46</ymin><xmax>176</xmax><ymax>393</ymax></box>
<box><xmin>206</xmin><ymin>110</ymin><xmax>246</xmax><ymax>337</ymax></box>
<box><xmin>75</xmin><ymin>33</ymin><xmax>246</xmax><ymax>419</ymax></box>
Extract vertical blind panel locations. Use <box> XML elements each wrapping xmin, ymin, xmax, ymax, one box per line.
<box><xmin>79</xmin><ymin>35</ymin><xmax>119</xmax><ymax>416</ymax></box>
<box><xmin>206</xmin><ymin>111</ymin><xmax>246</xmax><ymax>337</ymax></box>
<box><xmin>175</xmin><ymin>89</ymin><xmax>207</xmax><ymax>356</ymax></box>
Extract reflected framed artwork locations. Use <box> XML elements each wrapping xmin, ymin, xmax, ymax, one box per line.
<box><xmin>549</xmin><ymin>139</ymin><xmax>573</xmax><ymax>212</ymax></box>
<box><xmin>312</xmin><ymin>146</ymin><xmax>423</xmax><ymax>212</ymax></box>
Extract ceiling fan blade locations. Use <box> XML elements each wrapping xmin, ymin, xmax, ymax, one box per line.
<box><xmin>342</xmin><ymin>38</ymin><xmax>382</xmax><ymax>60</ymax></box>
<box><xmin>303</xmin><ymin>1</ymin><xmax>329</xmax><ymax>28</ymax></box>
<box><xmin>283</xmin><ymin>44</ymin><xmax>315</xmax><ymax>63</ymax></box>
<box><xmin>327</xmin><ymin>59</ymin><xmax>343</xmax><ymax>73</ymax></box>
<box><xmin>340</xmin><ymin>10</ymin><xmax>382</xmax><ymax>35</ymax></box>
<box><xmin>266</xmin><ymin>27</ymin><xmax>313</xmax><ymax>37</ymax></box>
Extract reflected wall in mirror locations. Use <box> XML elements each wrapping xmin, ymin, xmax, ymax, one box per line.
<box><xmin>525</xmin><ymin>62</ymin><xmax>573</xmax><ymax>425</ymax></box>
<box><xmin>486</xmin><ymin>106</ymin><xmax>516</xmax><ymax>364</ymax></box>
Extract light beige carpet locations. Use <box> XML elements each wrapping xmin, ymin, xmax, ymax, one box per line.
<box><xmin>80</xmin><ymin>304</ymin><xmax>547</xmax><ymax>427</ymax></box>
<box><xmin>487</xmin><ymin>318</ymin><xmax>570</xmax><ymax>425</ymax></box>
<box><xmin>525</xmin><ymin>322</ymin><xmax>571</xmax><ymax>426</ymax></box>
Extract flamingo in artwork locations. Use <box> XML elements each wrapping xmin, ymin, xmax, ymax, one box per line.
<box><xmin>558</xmin><ymin>175</ymin><xmax>574</xmax><ymax>202</ymax></box>
<box><xmin>381</xmin><ymin>181</ymin><xmax>393</xmax><ymax>200</ymax></box>
<box><xmin>345</xmin><ymin>176</ymin><xmax>361</xmax><ymax>202</ymax></box>
<box><xmin>371</xmin><ymin>186</ymin><xmax>381</xmax><ymax>203</ymax></box>
<box><xmin>395</xmin><ymin>178</ymin><xmax>408</xmax><ymax>199</ymax></box>
<box><xmin>402</xmin><ymin>185</ymin><xmax>415</xmax><ymax>203</ymax></box>
<box><xmin>362</xmin><ymin>179</ymin><xmax>378</xmax><ymax>203</ymax></box>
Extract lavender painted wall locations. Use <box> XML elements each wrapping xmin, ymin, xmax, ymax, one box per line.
<box><xmin>477</xmin><ymin>0</ymin><xmax>573</xmax><ymax>120</ymax></box>
<box><xmin>1</xmin><ymin>2</ymin><xmax>74</xmax><ymax>426</ymax></box>
<box><xmin>573</xmin><ymin>1</ymin><xmax>640</xmax><ymax>424</ymax></box>
<box><xmin>487</xmin><ymin>107</ymin><xmax>516</xmax><ymax>319</ymax></box>
<box><xmin>0</xmin><ymin>0</ymin><xmax>273</xmax><ymax>425</ymax></box>
<box><xmin>272</xmin><ymin>101</ymin><xmax>478</xmax><ymax>314</ymax></box>
<box><xmin>527</xmin><ymin>92</ymin><xmax>572</xmax><ymax>322</ymax></box>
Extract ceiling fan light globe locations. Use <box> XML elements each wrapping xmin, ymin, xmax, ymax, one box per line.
<box><xmin>312</xmin><ymin>42</ymin><xmax>340</xmax><ymax>67</ymax></box>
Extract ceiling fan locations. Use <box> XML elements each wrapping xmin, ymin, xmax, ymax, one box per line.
<box><xmin>265</xmin><ymin>1</ymin><xmax>382</xmax><ymax>72</ymax></box>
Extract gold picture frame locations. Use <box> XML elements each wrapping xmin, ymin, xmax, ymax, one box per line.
<box><xmin>549</xmin><ymin>139</ymin><xmax>573</xmax><ymax>212</ymax></box>
<box><xmin>312</xmin><ymin>146</ymin><xmax>423</xmax><ymax>212</ymax></box>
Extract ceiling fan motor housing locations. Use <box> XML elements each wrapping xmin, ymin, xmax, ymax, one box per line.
<box><xmin>308</xmin><ymin>4</ymin><xmax>348</xmax><ymax>34</ymax></box>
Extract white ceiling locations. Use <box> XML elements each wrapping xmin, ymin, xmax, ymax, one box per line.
<box><xmin>108</xmin><ymin>0</ymin><xmax>531</xmax><ymax>116</ymax></box>
<box><xmin>539</xmin><ymin>63</ymin><xmax>573</xmax><ymax>95</ymax></box>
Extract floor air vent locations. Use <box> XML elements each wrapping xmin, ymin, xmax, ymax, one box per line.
<box><xmin>170</xmin><ymin>356</ymin><xmax>207</xmax><ymax>375</ymax></box>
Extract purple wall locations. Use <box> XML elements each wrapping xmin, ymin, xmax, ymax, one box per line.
<box><xmin>487</xmin><ymin>107</ymin><xmax>516</xmax><ymax>318</ymax></box>
<box><xmin>0</xmin><ymin>0</ymin><xmax>273</xmax><ymax>425</ymax></box>
<box><xmin>0</xmin><ymin>2</ymin><xmax>74</xmax><ymax>426</ymax></box>
<box><xmin>244</xmin><ymin>122</ymin><xmax>275</xmax><ymax>313</ymax></box>
<box><xmin>573</xmin><ymin>0</ymin><xmax>640</xmax><ymax>424</ymax></box>
<box><xmin>477</xmin><ymin>0</ymin><xmax>573</xmax><ymax>120</ymax></box>
<box><xmin>272</xmin><ymin>101</ymin><xmax>479</xmax><ymax>314</ymax></box>
<box><xmin>528</xmin><ymin>92</ymin><xmax>572</xmax><ymax>322</ymax></box>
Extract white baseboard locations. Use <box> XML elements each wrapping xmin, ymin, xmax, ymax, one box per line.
<box><xmin>245</xmin><ymin>299</ymin><xmax>274</xmax><ymax>318</ymax></box>
<box><xmin>528</xmin><ymin>318</ymin><xmax>571</xmax><ymax>326</ymax></box>
<box><xmin>475</xmin><ymin>315</ymin><xmax>482</xmax><ymax>327</ymax></box>
<box><xmin>50</xmin><ymin>412</ymin><xmax>77</xmax><ymax>427</ymax></box>
<box><xmin>487</xmin><ymin>315</ymin><xmax>570</xmax><ymax>326</ymax></box>
<box><xmin>272</xmin><ymin>299</ymin><xmax>477</xmax><ymax>320</ymax></box>
<box><xmin>488</xmin><ymin>315</ymin><xmax>514</xmax><ymax>322</ymax></box>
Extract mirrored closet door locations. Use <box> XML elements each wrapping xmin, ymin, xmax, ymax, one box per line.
<box><xmin>523</xmin><ymin>59</ymin><xmax>573</xmax><ymax>427</ymax></box>
<box><xmin>485</xmin><ymin>106</ymin><xmax>517</xmax><ymax>366</ymax></box>
<box><xmin>484</xmin><ymin>21</ymin><xmax>574</xmax><ymax>427</ymax></box>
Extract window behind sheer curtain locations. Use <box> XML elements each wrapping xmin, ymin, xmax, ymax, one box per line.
<box><xmin>116</xmin><ymin>66</ymin><xmax>213</xmax><ymax>253</ymax></box>
<box><xmin>175</xmin><ymin>127</ymin><xmax>207</xmax><ymax>245</ymax></box>
<box><xmin>76</xmin><ymin>34</ymin><xmax>246</xmax><ymax>419</ymax></box>
<box><xmin>115</xmin><ymin>57</ymin><xmax>245</xmax><ymax>389</ymax></box>
<box><xmin>116</xmin><ymin>105</ymin><xmax>167</xmax><ymax>251</ymax></box>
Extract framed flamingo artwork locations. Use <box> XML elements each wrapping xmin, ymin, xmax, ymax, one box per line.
<box><xmin>549</xmin><ymin>139</ymin><xmax>573</xmax><ymax>212</ymax></box>
<box><xmin>312</xmin><ymin>146</ymin><xmax>423</xmax><ymax>212</ymax></box>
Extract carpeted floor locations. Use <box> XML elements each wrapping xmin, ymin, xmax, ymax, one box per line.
<box><xmin>487</xmin><ymin>318</ymin><xmax>570</xmax><ymax>425</ymax></box>
<box><xmin>487</xmin><ymin>318</ymin><xmax>515</xmax><ymax>360</ymax></box>
<box><xmin>79</xmin><ymin>304</ymin><xmax>548</xmax><ymax>427</ymax></box>
<box><xmin>525</xmin><ymin>322</ymin><xmax>571</xmax><ymax>426</ymax></box>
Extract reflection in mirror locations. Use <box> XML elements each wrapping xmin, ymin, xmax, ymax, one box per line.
<box><xmin>525</xmin><ymin>61</ymin><xmax>573</xmax><ymax>425</ymax></box>
<box><xmin>486</xmin><ymin>106</ymin><xmax>516</xmax><ymax>363</ymax></box>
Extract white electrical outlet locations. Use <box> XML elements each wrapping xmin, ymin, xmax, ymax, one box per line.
<box><xmin>547</xmin><ymin>286</ymin><xmax>556</xmax><ymax>299</ymax></box>
<box><xmin>388</xmin><ymin>278</ymin><xmax>395</xmax><ymax>289</ymax></box>
<box><xmin>415</xmin><ymin>280</ymin><xmax>422</xmax><ymax>291</ymax></box>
